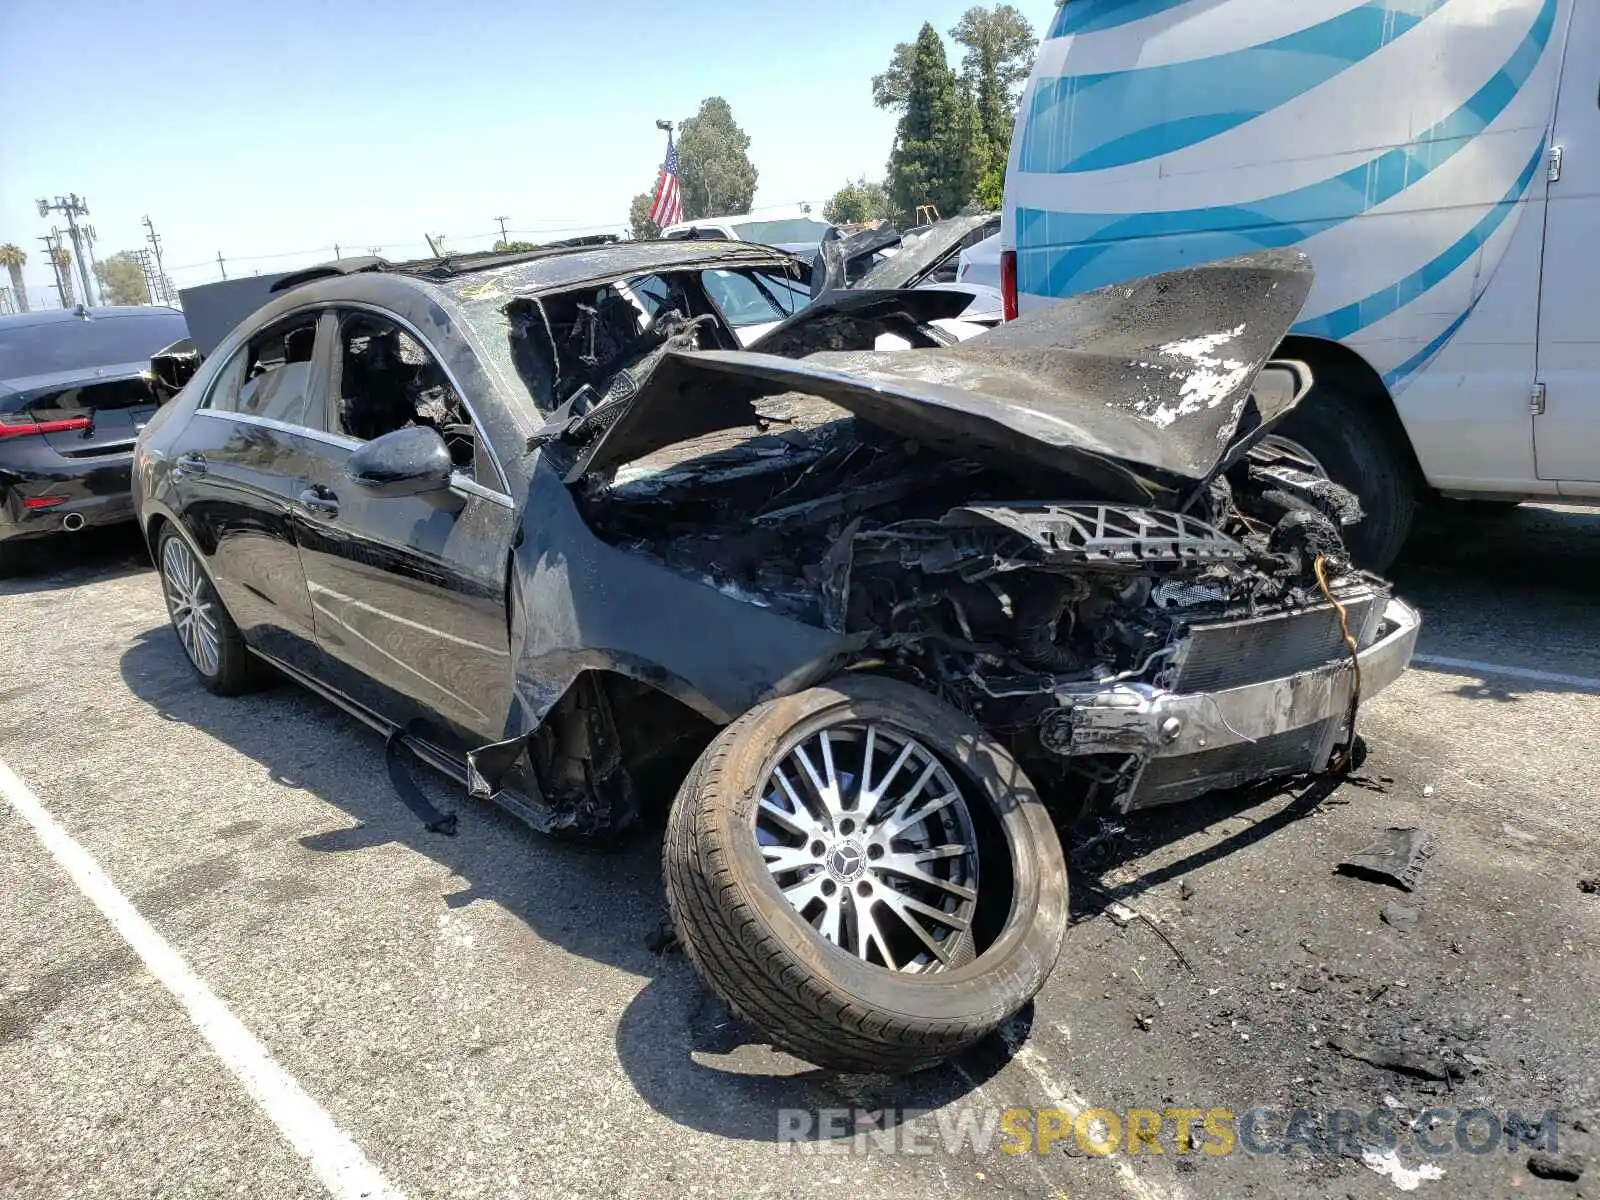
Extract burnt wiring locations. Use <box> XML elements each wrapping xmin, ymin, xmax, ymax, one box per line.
<box><xmin>1314</xmin><ymin>553</ymin><xmax>1363</xmax><ymax>772</ymax></box>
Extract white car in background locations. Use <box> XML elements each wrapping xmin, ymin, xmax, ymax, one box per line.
<box><xmin>660</xmin><ymin>208</ymin><xmax>835</xmax><ymax>258</ymax></box>
<box><xmin>957</xmin><ymin>231</ymin><xmax>1002</xmax><ymax>291</ymax></box>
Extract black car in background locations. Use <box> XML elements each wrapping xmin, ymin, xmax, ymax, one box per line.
<box><xmin>0</xmin><ymin>305</ymin><xmax>191</xmax><ymax>561</ymax></box>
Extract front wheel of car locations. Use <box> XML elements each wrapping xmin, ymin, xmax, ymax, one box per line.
<box><xmin>157</xmin><ymin>527</ymin><xmax>256</xmax><ymax>696</ymax></box>
<box><xmin>663</xmin><ymin>675</ymin><xmax>1068</xmax><ymax>1075</ymax></box>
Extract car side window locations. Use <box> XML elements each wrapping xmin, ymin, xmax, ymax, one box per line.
<box><xmin>203</xmin><ymin>315</ymin><xmax>320</xmax><ymax>428</ymax></box>
<box><xmin>333</xmin><ymin>311</ymin><xmax>492</xmax><ymax>486</ymax></box>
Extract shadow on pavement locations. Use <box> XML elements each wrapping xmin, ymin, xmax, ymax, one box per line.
<box><xmin>1062</xmin><ymin>773</ymin><xmax>1347</xmax><ymax>924</ymax></box>
<box><xmin>117</xmin><ymin>624</ymin><xmax>1021</xmax><ymax>1142</ymax></box>
<box><xmin>1396</xmin><ymin>501</ymin><xmax>1600</xmax><ymax>596</ymax></box>
<box><xmin>1392</xmin><ymin>502</ymin><xmax>1600</xmax><ymax>702</ymax></box>
<box><xmin>0</xmin><ymin>524</ymin><xmax>151</xmax><ymax>593</ymax></box>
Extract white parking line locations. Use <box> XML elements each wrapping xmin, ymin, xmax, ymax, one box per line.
<box><xmin>0</xmin><ymin>758</ymin><xmax>407</xmax><ymax>1200</ymax></box>
<box><xmin>997</xmin><ymin>1026</ymin><xmax>1181</xmax><ymax>1200</ymax></box>
<box><xmin>1412</xmin><ymin>653</ymin><xmax>1600</xmax><ymax>692</ymax></box>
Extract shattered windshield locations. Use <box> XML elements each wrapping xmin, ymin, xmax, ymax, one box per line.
<box><xmin>701</xmin><ymin>268</ymin><xmax>811</xmax><ymax>327</ymax></box>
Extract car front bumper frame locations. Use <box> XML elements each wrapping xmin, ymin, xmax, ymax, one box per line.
<box><xmin>1050</xmin><ymin>597</ymin><xmax>1423</xmax><ymax>811</ymax></box>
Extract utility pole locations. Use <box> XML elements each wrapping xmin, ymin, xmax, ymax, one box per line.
<box><xmin>39</xmin><ymin>232</ymin><xmax>71</xmax><ymax>307</ymax></box>
<box><xmin>133</xmin><ymin>248</ymin><xmax>159</xmax><ymax>304</ymax></box>
<box><xmin>493</xmin><ymin>216</ymin><xmax>510</xmax><ymax>245</ymax></box>
<box><xmin>142</xmin><ymin>216</ymin><xmax>173</xmax><ymax>303</ymax></box>
<box><xmin>216</xmin><ymin>251</ymin><xmax>227</xmax><ymax>281</ymax></box>
<box><xmin>424</xmin><ymin>233</ymin><xmax>447</xmax><ymax>257</ymax></box>
<box><xmin>36</xmin><ymin>194</ymin><xmax>97</xmax><ymax>306</ymax></box>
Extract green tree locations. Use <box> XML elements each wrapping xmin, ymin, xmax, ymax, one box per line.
<box><xmin>93</xmin><ymin>250</ymin><xmax>150</xmax><ymax>306</ymax></box>
<box><xmin>628</xmin><ymin>192</ymin><xmax>661</xmax><ymax>240</ymax></box>
<box><xmin>871</xmin><ymin>41</ymin><xmax>917</xmax><ymax>112</ymax></box>
<box><xmin>493</xmin><ymin>239</ymin><xmax>539</xmax><ymax>252</ymax></box>
<box><xmin>677</xmin><ymin>97</ymin><xmax>759</xmax><ymax>220</ymax></box>
<box><xmin>949</xmin><ymin>5</ymin><xmax>1037</xmax><ymax>210</ymax></box>
<box><xmin>0</xmin><ymin>244</ymin><xmax>28</xmax><ymax>312</ymax></box>
<box><xmin>886</xmin><ymin>23</ymin><xmax>979</xmax><ymax>224</ymax></box>
<box><xmin>823</xmin><ymin>178</ymin><xmax>891</xmax><ymax>225</ymax></box>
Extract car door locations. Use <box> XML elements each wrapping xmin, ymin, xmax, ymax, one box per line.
<box><xmin>1534</xmin><ymin>0</ymin><xmax>1600</xmax><ymax>482</ymax></box>
<box><xmin>164</xmin><ymin>310</ymin><xmax>333</xmax><ymax>678</ymax></box>
<box><xmin>292</xmin><ymin>305</ymin><xmax>516</xmax><ymax>748</ymax></box>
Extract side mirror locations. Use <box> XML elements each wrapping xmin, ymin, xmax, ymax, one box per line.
<box><xmin>146</xmin><ymin>338</ymin><xmax>202</xmax><ymax>406</ymax></box>
<box><xmin>345</xmin><ymin>425</ymin><xmax>453</xmax><ymax>497</ymax></box>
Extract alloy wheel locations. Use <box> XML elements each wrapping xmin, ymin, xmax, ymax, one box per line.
<box><xmin>161</xmin><ymin>536</ymin><xmax>222</xmax><ymax>678</ymax></box>
<box><xmin>754</xmin><ymin>722</ymin><xmax>980</xmax><ymax>973</ymax></box>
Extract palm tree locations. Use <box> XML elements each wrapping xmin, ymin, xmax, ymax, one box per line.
<box><xmin>0</xmin><ymin>244</ymin><xmax>28</xmax><ymax>312</ymax></box>
<box><xmin>49</xmin><ymin>244</ymin><xmax>74</xmax><ymax>306</ymax></box>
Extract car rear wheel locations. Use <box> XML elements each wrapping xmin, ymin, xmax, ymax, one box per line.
<box><xmin>663</xmin><ymin>675</ymin><xmax>1068</xmax><ymax>1074</ymax></box>
<box><xmin>157</xmin><ymin>527</ymin><xmax>256</xmax><ymax>696</ymax></box>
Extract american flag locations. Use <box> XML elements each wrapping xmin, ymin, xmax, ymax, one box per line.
<box><xmin>648</xmin><ymin>134</ymin><xmax>683</xmax><ymax>229</ymax></box>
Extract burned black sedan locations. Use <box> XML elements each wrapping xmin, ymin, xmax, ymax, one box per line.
<box><xmin>132</xmin><ymin>239</ymin><xmax>1419</xmax><ymax>1074</ymax></box>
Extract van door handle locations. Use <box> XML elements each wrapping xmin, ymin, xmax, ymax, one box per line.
<box><xmin>299</xmin><ymin>486</ymin><xmax>339</xmax><ymax>517</ymax></box>
<box><xmin>173</xmin><ymin>453</ymin><xmax>207</xmax><ymax>477</ymax></box>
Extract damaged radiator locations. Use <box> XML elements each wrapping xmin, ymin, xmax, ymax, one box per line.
<box><xmin>1169</xmin><ymin>588</ymin><xmax>1384</xmax><ymax>695</ymax></box>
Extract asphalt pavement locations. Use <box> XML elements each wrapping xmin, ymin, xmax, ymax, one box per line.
<box><xmin>2</xmin><ymin>505</ymin><xmax>1597</xmax><ymax>1200</ymax></box>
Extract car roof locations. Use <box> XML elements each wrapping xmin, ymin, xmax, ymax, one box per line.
<box><xmin>0</xmin><ymin>305</ymin><xmax>184</xmax><ymax>330</ymax></box>
<box><xmin>266</xmin><ymin>239</ymin><xmax>807</xmax><ymax>306</ymax></box>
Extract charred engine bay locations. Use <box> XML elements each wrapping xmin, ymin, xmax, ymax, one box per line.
<box><xmin>508</xmin><ymin>250</ymin><xmax>1370</xmax><ymax>802</ymax></box>
<box><xmin>574</xmin><ymin>390</ymin><xmax>1370</xmax><ymax>775</ymax></box>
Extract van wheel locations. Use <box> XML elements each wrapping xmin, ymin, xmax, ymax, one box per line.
<box><xmin>1267</xmin><ymin>384</ymin><xmax>1418</xmax><ymax>572</ymax></box>
<box><xmin>663</xmin><ymin>675</ymin><xmax>1068</xmax><ymax>1075</ymax></box>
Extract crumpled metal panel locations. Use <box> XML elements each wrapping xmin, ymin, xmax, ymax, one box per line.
<box><xmin>855</xmin><ymin>214</ymin><xmax>997</xmax><ymax>291</ymax></box>
<box><xmin>745</xmin><ymin>288</ymin><xmax>976</xmax><ymax>358</ymax></box>
<box><xmin>572</xmin><ymin>251</ymin><xmax>1315</xmax><ymax>505</ymax></box>
<box><xmin>478</xmin><ymin>466</ymin><xmax>865</xmax><ymax>777</ymax></box>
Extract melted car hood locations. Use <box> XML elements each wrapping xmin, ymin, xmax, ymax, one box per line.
<box><xmin>571</xmin><ymin>250</ymin><xmax>1316</xmax><ymax>504</ymax></box>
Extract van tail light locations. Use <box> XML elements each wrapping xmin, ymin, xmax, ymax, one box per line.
<box><xmin>1000</xmin><ymin>250</ymin><xmax>1019</xmax><ymax>322</ymax></box>
<box><xmin>0</xmin><ymin>415</ymin><xmax>92</xmax><ymax>440</ymax></box>
<box><xmin>22</xmin><ymin>495</ymin><xmax>68</xmax><ymax>510</ymax></box>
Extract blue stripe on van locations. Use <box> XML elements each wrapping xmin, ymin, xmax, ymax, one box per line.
<box><xmin>1049</xmin><ymin>0</ymin><xmax>1197</xmax><ymax>39</ymax></box>
<box><xmin>1293</xmin><ymin>141</ymin><xmax>1543</xmax><ymax>341</ymax></box>
<box><xmin>1015</xmin><ymin>0</ymin><xmax>1556</xmax><ymax>297</ymax></box>
<box><xmin>1382</xmin><ymin>298</ymin><xmax>1481</xmax><ymax>389</ymax></box>
<box><xmin>1023</xmin><ymin>2</ymin><xmax>1448</xmax><ymax>175</ymax></box>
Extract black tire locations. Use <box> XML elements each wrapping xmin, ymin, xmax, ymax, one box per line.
<box><xmin>663</xmin><ymin>674</ymin><xmax>1068</xmax><ymax>1075</ymax></box>
<box><xmin>1270</xmin><ymin>384</ymin><xmax>1418</xmax><ymax>572</ymax></box>
<box><xmin>156</xmin><ymin>526</ymin><xmax>257</xmax><ymax>696</ymax></box>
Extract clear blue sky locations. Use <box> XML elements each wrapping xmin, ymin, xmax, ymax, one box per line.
<box><xmin>0</xmin><ymin>0</ymin><xmax>1053</xmax><ymax>307</ymax></box>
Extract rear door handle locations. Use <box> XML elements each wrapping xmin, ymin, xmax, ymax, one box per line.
<box><xmin>174</xmin><ymin>453</ymin><xmax>207</xmax><ymax>477</ymax></box>
<box><xmin>299</xmin><ymin>486</ymin><xmax>339</xmax><ymax>517</ymax></box>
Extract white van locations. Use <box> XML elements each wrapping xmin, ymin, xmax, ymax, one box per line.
<box><xmin>1001</xmin><ymin>0</ymin><xmax>1596</xmax><ymax>567</ymax></box>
